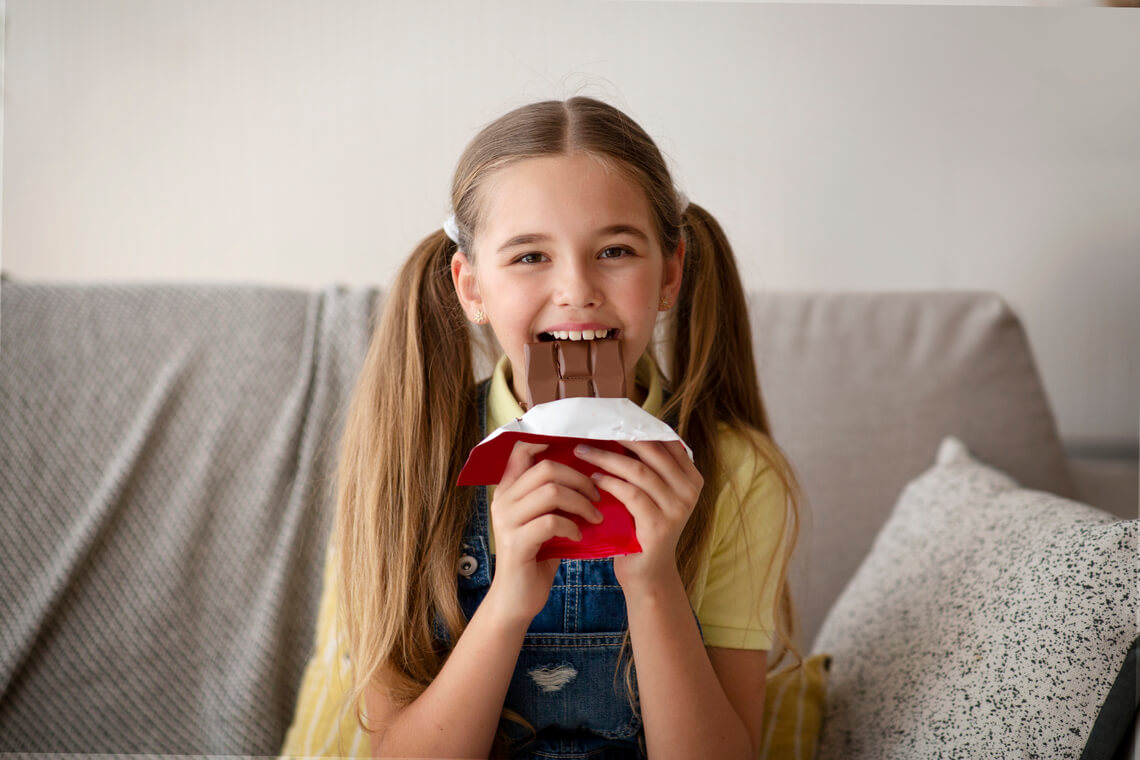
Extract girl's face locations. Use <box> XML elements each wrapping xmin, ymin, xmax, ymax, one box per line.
<box><xmin>451</xmin><ymin>153</ymin><xmax>683</xmax><ymax>406</ymax></box>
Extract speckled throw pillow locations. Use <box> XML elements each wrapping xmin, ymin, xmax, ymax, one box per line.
<box><xmin>813</xmin><ymin>436</ymin><xmax>1137</xmax><ymax>760</ymax></box>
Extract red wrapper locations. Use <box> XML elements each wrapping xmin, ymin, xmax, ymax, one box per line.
<box><xmin>459</xmin><ymin>432</ymin><xmax>640</xmax><ymax>560</ymax></box>
<box><xmin>456</xmin><ymin>396</ymin><xmax>690</xmax><ymax>561</ymax></box>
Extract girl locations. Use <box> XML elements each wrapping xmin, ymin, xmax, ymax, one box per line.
<box><xmin>294</xmin><ymin>96</ymin><xmax>803</xmax><ymax>759</ymax></box>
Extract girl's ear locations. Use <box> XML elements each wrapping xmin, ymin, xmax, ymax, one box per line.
<box><xmin>661</xmin><ymin>238</ymin><xmax>685</xmax><ymax>304</ymax></box>
<box><xmin>451</xmin><ymin>251</ymin><xmax>484</xmax><ymax>322</ymax></box>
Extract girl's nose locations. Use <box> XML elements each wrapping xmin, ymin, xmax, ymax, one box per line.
<box><xmin>554</xmin><ymin>261</ymin><xmax>603</xmax><ymax>307</ymax></box>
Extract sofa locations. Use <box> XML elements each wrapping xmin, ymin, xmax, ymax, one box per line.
<box><xmin>1</xmin><ymin>277</ymin><xmax>1135</xmax><ymax>758</ymax></box>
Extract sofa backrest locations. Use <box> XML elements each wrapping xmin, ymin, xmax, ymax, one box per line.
<box><xmin>0</xmin><ymin>281</ymin><xmax>1074</xmax><ymax>752</ymax></box>
<box><xmin>743</xmin><ymin>291</ymin><xmax>1074</xmax><ymax>648</ymax></box>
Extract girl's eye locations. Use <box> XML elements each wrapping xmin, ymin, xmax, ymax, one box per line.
<box><xmin>516</xmin><ymin>252</ymin><xmax>547</xmax><ymax>265</ymax></box>
<box><xmin>599</xmin><ymin>246</ymin><xmax>632</xmax><ymax>259</ymax></box>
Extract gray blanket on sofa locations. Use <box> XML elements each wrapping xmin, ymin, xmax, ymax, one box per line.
<box><xmin>0</xmin><ymin>281</ymin><xmax>378</xmax><ymax>754</ymax></box>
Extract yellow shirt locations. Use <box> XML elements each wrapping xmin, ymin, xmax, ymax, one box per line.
<box><xmin>279</xmin><ymin>354</ymin><xmax>787</xmax><ymax>757</ymax></box>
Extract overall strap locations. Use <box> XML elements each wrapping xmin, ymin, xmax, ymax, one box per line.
<box><xmin>435</xmin><ymin>378</ymin><xmax>495</xmax><ymax>645</ymax></box>
<box><xmin>475</xmin><ymin>376</ymin><xmax>492</xmax><ymax>436</ymax></box>
<box><xmin>466</xmin><ymin>377</ymin><xmax>494</xmax><ymax>546</ymax></box>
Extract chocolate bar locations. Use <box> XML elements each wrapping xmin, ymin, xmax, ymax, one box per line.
<box><xmin>524</xmin><ymin>338</ymin><xmax>625</xmax><ymax>408</ymax></box>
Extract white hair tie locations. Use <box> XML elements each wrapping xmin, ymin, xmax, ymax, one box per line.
<box><xmin>443</xmin><ymin>215</ymin><xmax>460</xmax><ymax>244</ymax></box>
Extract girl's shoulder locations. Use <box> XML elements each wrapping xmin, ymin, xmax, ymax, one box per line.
<box><xmin>712</xmin><ymin>421</ymin><xmax>777</xmax><ymax>489</ymax></box>
<box><xmin>707</xmin><ymin>421</ymin><xmax>790</xmax><ymax>532</ymax></box>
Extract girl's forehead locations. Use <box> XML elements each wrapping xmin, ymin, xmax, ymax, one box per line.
<box><xmin>474</xmin><ymin>154</ymin><xmax>654</xmax><ymax>243</ymax></box>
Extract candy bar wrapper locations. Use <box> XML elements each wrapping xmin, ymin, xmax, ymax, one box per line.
<box><xmin>457</xmin><ymin>397</ymin><xmax>693</xmax><ymax>561</ymax></box>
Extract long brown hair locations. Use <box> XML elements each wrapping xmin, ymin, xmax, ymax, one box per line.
<box><xmin>335</xmin><ymin>97</ymin><xmax>804</xmax><ymax>746</ymax></box>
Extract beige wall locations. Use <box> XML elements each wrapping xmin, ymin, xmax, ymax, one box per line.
<box><xmin>3</xmin><ymin>0</ymin><xmax>1138</xmax><ymax>448</ymax></box>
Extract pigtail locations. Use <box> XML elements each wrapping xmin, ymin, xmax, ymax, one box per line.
<box><xmin>668</xmin><ymin>203</ymin><xmax>766</xmax><ymax>431</ymax></box>
<box><xmin>663</xmin><ymin>202</ymin><xmax>804</xmax><ymax>669</ymax></box>
<box><xmin>335</xmin><ymin>228</ymin><xmax>481</xmax><ymax>733</ymax></box>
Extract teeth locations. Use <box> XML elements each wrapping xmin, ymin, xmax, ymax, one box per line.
<box><xmin>544</xmin><ymin>329</ymin><xmax>613</xmax><ymax>341</ymax></box>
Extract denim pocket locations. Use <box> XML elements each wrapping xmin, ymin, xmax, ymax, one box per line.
<box><xmin>504</xmin><ymin>632</ymin><xmax>640</xmax><ymax>744</ymax></box>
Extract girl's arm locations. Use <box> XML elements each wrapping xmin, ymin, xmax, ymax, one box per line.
<box><xmin>708</xmin><ymin>646</ymin><xmax>769</xmax><ymax>752</ymax></box>
<box><xmin>367</xmin><ymin>442</ymin><xmax>604</xmax><ymax>759</ymax></box>
<box><xmin>622</xmin><ymin>576</ymin><xmax>766</xmax><ymax>759</ymax></box>
<box><xmin>365</xmin><ymin>582</ymin><xmax>530</xmax><ymax>759</ymax></box>
<box><xmin>576</xmin><ymin>440</ymin><xmax>762</xmax><ymax>759</ymax></box>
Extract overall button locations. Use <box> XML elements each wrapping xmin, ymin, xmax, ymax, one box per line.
<box><xmin>457</xmin><ymin>554</ymin><xmax>479</xmax><ymax>578</ymax></box>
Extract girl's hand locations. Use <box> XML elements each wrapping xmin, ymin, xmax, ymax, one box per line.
<box><xmin>485</xmin><ymin>441</ymin><xmax>606</xmax><ymax>625</ymax></box>
<box><xmin>574</xmin><ymin>440</ymin><xmax>704</xmax><ymax>594</ymax></box>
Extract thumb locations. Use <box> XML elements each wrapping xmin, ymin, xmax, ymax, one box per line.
<box><xmin>499</xmin><ymin>440</ymin><xmax>549</xmax><ymax>488</ymax></box>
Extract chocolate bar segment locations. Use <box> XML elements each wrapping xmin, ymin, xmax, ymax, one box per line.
<box><xmin>558</xmin><ymin>342</ymin><xmax>591</xmax><ymax>377</ymax></box>
<box><xmin>590</xmin><ymin>339</ymin><xmax>625</xmax><ymax>398</ymax></box>
<box><xmin>523</xmin><ymin>338</ymin><xmax>626</xmax><ymax>409</ymax></box>
<box><xmin>524</xmin><ymin>342</ymin><xmax>561</xmax><ymax>407</ymax></box>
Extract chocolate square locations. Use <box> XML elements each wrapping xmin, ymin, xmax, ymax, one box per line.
<box><xmin>523</xmin><ymin>338</ymin><xmax>626</xmax><ymax>409</ymax></box>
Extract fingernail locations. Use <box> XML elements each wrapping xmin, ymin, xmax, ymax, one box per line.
<box><xmin>592</xmin><ymin>509</ymin><xmax>605</xmax><ymax>524</ymax></box>
<box><xmin>575</xmin><ymin>444</ymin><xmax>595</xmax><ymax>456</ymax></box>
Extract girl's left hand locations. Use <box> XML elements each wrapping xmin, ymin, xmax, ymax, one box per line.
<box><xmin>573</xmin><ymin>440</ymin><xmax>703</xmax><ymax>594</ymax></box>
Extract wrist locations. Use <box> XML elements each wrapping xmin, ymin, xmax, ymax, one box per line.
<box><xmin>479</xmin><ymin>581</ymin><xmax>540</xmax><ymax>634</ymax></box>
<box><xmin>619</xmin><ymin>563</ymin><xmax>686</xmax><ymax>605</ymax></box>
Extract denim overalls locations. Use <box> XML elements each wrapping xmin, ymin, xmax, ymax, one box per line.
<box><xmin>450</xmin><ymin>380</ymin><xmax>656</xmax><ymax>759</ymax></box>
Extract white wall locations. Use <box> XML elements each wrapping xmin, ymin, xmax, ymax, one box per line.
<box><xmin>3</xmin><ymin>0</ymin><xmax>1138</xmax><ymax>450</ymax></box>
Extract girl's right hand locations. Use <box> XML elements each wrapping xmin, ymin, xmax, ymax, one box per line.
<box><xmin>484</xmin><ymin>441</ymin><xmax>605</xmax><ymax>624</ymax></box>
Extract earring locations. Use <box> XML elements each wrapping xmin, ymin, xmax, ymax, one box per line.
<box><xmin>658</xmin><ymin>295</ymin><xmax>671</xmax><ymax>311</ymax></box>
<box><xmin>473</xmin><ymin>309</ymin><xmax>487</xmax><ymax>324</ymax></box>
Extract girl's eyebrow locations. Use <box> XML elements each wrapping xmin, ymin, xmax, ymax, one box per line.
<box><xmin>495</xmin><ymin>225</ymin><xmax>648</xmax><ymax>254</ymax></box>
<box><xmin>598</xmin><ymin>224</ymin><xmax>649</xmax><ymax>243</ymax></box>
<box><xmin>497</xmin><ymin>233</ymin><xmax>550</xmax><ymax>254</ymax></box>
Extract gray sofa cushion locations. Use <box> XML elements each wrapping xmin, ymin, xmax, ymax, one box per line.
<box><xmin>745</xmin><ymin>291</ymin><xmax>1076</xmax><ymax>646</ymax></box>
<box><xmin>0</xmin><ymin>281</ymin><xmax>377</xmax><ymax>753</ymax></box>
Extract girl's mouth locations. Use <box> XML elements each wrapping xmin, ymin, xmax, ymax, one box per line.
<box><xmin>537</xmin><ymin>328</ymin><xmax>618</xmax><ymax>342</ymax></box>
